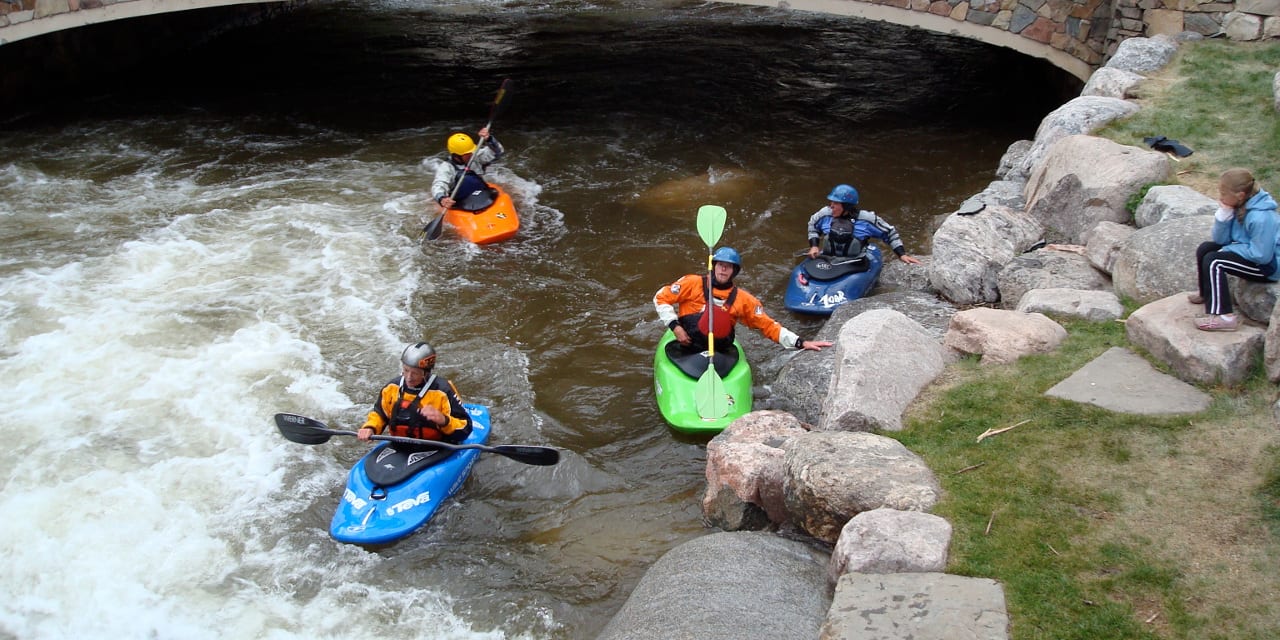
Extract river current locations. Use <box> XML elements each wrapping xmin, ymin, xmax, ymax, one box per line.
<box><xmin>0</xmin><ymin>0</ymin><xmax>1075</xmax><ymax>637</ymax></box>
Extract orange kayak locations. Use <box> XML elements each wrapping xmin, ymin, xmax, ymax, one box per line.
<box><xmin>443</xmin><ymin>184</ymin><xmax>520</xmax><ymax>245</ymax></box>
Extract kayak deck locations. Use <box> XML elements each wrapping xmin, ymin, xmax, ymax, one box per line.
<box><xmin>444</xmin><ymin>185</ymin><xmax>520</xmax><ymax>245</ymax></box>
<box><xmin>652</xmin><ymin>330</ymin><xmax>751</xmax><ymax>435</ymax></box>
<box><xmin>783</xmin><ymin>245</ymin><xmax>883</xmax><ymax>316</ymax></box>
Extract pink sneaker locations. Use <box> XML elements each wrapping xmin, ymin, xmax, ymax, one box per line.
<box><xmin>1195</xmin><ymin>314</ymin><xmax>1239</xmax><ymax>332</ymax></box>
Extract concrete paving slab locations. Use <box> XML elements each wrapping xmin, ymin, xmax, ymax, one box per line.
<box><xmin>1045</xmin><ymin>346</ymin><xmax>1211</xmax><ymax>414</ymax></box>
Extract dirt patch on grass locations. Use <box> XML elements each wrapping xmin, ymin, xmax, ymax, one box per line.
<box><xmin>1059</xmin><ymin>409</ymin><xmax>1280</xmax><ymax>637</ymax></box>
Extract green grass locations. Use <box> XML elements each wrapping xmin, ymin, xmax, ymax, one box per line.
<box><xmin>899</xmin><ymin>319</ymin><xmax>1280</xmax><ymax>639</ymax></box>
<box><xmin>1097</xmin><ymin>40</ymin><xmax>1280</xmax><ymax>192</ymax></box>
<box><xmin>883</xmin><ymin>39</ymin><xmax>1280</xmax><ymax>640</ymax></box>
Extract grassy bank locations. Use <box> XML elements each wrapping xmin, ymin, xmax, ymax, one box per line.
<box><xmin>897</xmin><ymin>40</ymin><xmax>1280</xmax><ymax>640</ymax></box>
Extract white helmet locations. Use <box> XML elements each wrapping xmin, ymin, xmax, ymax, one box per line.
<box><xmin>400</xmin><ymin>342</ymin><xmax>437</xmax><ymax>371</ymax></box>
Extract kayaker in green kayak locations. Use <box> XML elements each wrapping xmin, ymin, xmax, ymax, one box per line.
<box><xmin>654</xmin><ymin>247</ymin><xmax>832</xmax><ymax>354</ymax></box>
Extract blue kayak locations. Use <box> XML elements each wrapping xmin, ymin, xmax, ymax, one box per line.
<box><xmin>783</xmin><ymin>246</ymin><xmax>883</xmax><ymax>316</ymax></box>
<box><xmin>330</xmin><ymin>404</ymin><xmax>491</xmax><ymax>545</ymax></box>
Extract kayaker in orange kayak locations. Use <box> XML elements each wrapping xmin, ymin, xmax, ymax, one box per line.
<box><xmin>431</xmin><ymin>127</ymin><xmax>505</xmax><ymax>211</ymax></box>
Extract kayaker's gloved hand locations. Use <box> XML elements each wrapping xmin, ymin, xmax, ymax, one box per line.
<box><xmin>357</xmin><ymin>426</ymin><xmax>375</xmax><ymax>441</ymax></box>
<box><xmin>672</xmin><ymin>325</ymin><xmax>692</xmax><ymax>346</ymax></box>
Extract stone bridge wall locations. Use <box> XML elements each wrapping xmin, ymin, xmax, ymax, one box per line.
<box><xmin>2</xmin><ymin>0</ymin><xmax>1278</xmax><ymax>75</ymax></box>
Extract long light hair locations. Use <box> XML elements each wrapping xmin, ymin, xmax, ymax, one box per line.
<box><xmin>1221</xmin><ymin>168</ymin><xmax>1259</xmax><ymax>199</ymax></box>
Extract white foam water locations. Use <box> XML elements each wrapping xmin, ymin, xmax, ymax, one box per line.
<box><xmin>0</xmin><ymin>132</ymin><xmax>533</xmax><ymax>639</ymax></box>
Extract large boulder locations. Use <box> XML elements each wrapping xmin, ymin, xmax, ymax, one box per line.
<box><xmin>596</xmin><ymin>531</ymin><xmax>832</xmax><ymax>640</ymax></box>
<box><xmin>995</xmin><ymin>248</ymin><xmax>1111</xmax><ymax>309</ymax></box>
<box><xmin>783</xmin><ymin>431</ymin><xmax>941</xmax><ymax>544</ymax></box>
<box><xmin>1016</xmin><ymin>97</ymin><xmax>1140</xmax><ymax>178</ymax></box>
<box><xmin>1125</xmin><ymin>294</ymin><xmax>1266</xmax><ymax>386</ymax></box>
<box><xmin>1111</xmin><ymin>215</ymin><xmax>1207</xmax><ymax>304</ymax></box>
<box><xmin>770</xmin><ymin>291</ymin><xmax>956</xmax><ymax>424</ymax></box>
<box><xmin>944</xmin><ymin>308</ymin><xmax>1068</xmax><ymax>365</ymax></box>
<box><xmin>703</xmin><ymin>411</ymin><xmax>808</xmax><ymax>530</ymax></box>
<box><xmin>819</xmin><ymin>309</ymin><xmax>948</xmax><ymax>432</ymax></box>
<box><xmin>929</xmin><ymin>205</ymin><xmax>1044</xmax><ymax>305</ymax></box>
<box><xmin>1024</xmin><ymin>135</ymin><xmax>1174</xmax><ymax>243</ymax></box>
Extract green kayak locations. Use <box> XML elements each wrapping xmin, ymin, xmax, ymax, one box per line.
<box><xmin>652</xmin><ymin>329</ymin><xmax>752</xmax><ymax>434</ymax></box>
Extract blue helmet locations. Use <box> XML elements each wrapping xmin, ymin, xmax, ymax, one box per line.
<box><xmin>712</xmin><ymin>247</ymin><xmax>741</xmax><ymax>266</ymax></box>
<box><xmin>712</xmin><ymin>247</ymin><xmax>742</xmax><ymax>277</ymax></box>
<box><xmin>826</xmin><ymin>184</ymin><xmax>859</xmax><ymax>206</ymax></box>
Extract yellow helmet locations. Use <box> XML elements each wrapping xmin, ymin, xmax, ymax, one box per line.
<box><xmin>447</xmin><ymin>133</ymin><xmax>477</xmax><ymax>155</ymax></box>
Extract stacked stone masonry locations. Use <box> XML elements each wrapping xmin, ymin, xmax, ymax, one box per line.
<box><xmin>2</xmin><ymin>0</ymin><xmax>1278</xmax><ymax>66</ymax></box>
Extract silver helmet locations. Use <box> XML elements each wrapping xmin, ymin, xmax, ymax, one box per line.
<box><xmin>400</xmin><ymin>342</ymin><xmax>437</xmax><ymax>370</ymax></box>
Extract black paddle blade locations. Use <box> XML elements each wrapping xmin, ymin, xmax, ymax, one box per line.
<box><xmin>274</xmin><ymin>413</ymin><xmax>334</xmax><ymax>445</ymax></box>
<box><xmin>421</xmin><ymin>213</ymin><xmax>445</xmax><ymax>241</ymax></box>
<box><xmin>492</xmin><ymin>445</ymin><xmax>560</xmax><ymax>466</ymax></box>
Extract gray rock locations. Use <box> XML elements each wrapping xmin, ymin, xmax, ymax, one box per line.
<box><xmin>1084</xmin><ymin>220</ymin><xmax>1135</xmax><ymax>274</ymax></box>
<box><xmin>1234</xmin><ymin>279</ymin><xmax>1280</xmax><ymax>323</ymax></box>
<box><xmin>996</xmin><ymin>249</ymin><xmax>1111</xmax><ymax>309</ymax></box>
<box><xmin>1045</xmin><ymin>346</ymin><xmax>1211</xmax><ymax>413</ymax></box>
<box><xmin>1016</xmin><ymin>287</ymin><xmax>1125</xmax><ymax>322</ymax></box>
<box><xmin>783</xmin><ymin>431</ymin><xmax>941</xmax><ymax>544</ymax></box>
<box><xmin>820</xmin><ymin>309</ymin><xmax>948</xmax><ymax>432</ymax></box>
<box><xmin>821</xmin><ymin>573</ymin><xmax>1009</xmax><ymax>640</ymax></box>
<box><xmin>1018</xmin><ymin>97</ymin><xmax>1140</xmax><ymax>177</ymax></box>
<box><xmin>1134</xmin><ymin>184</ymin><xmax>1218</xmax><ymax>228</ymax></box>
<box><xmin>769</xmin><ymin>291</ymin><xmax>957</xmax><ymax>424</ymax></box>
<box><xmin>1081</xmin><ymin>67</ymin><xmax>1146</xmax><ymax>98</ymax></box>
<box><xmin>929</xmin><ymin>204</ymin><xmax>1044</xmax><ymax>305</ymax></box>
<box><xmin>1024</xmin><ymin>135</ymin><xmax>1173</xmax><ymax>243</ymax></box>
<box><xmin>1105</xmin><ymin>35</ymin><xmax>1178</xmax><ymax>73</ymax></box>
<box><xmin>597</xmin><ymin>531</ymin><xmax>831</xmax><ymax>640</ymax></box>
<box><xmin>828</xmin><ymin>508</ymin><xmax>952</xmax><ymax>582</ymax></box>
<box><xmin>1111</xmin><ymin>216</ymin><xmax>1208</xmax><ymax>304</ymax></box>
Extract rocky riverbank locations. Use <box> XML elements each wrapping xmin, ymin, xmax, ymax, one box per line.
<box><xmin>599</xmin><ymin>34</ymin><xmax>1280</xmax><ymax>640</ymax></box>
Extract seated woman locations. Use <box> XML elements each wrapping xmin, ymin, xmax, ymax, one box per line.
<box><xmin>1190</xmin><ymin>168</ymin><xmax>1280</xmax><ymax>332</ymax></box>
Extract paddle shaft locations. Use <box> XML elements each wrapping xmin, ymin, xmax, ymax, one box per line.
<box><xmin>274</xmin><ymin>413</ymin><xmax>559</xmax><ymax>466</ymax></box>
<box><xmin>693</xmin><ymin>205</ymin><xmax>729</xmax><ymax>420</ymax></box>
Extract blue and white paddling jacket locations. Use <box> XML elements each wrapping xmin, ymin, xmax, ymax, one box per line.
<box><xmin>806</xmin><ymin>206</ymin><xmax>908</xmax><ymax>259</ymax></box>
<box><xmin>1212</xmin><ymin>188</ymin><xmax>1280</xmax><ymax>281</ymax></box>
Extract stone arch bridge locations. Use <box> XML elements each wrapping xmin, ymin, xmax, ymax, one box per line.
<box><xmin>1</xmin><ymin>0</ymin><xmax>1277</xmax><ymax>81</ymax></box>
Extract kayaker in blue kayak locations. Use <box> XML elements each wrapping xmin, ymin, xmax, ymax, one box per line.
<box><xmin>655</xmin><ymin>247</ymin><xmax>832</xmax><ymax>354</ymax></box>
<box><xmin>432</xmin><ymin>127</ymin><xmax>504</xmax><ymax>211</ymax></box>
<box><xmin>805</xmin><ymin>184</ymin><xmax>922</xmax><ymax>265</ymax></box>
<box><xmin>357</xmin><ymin>342</ymin><xmax>473</xmax><ymax>443</ymax></box>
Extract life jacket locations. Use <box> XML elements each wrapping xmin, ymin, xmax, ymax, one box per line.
<box><xmin>819</xmin><ymin>215</ymin><xmax>880</xmax><ymax>254</ymax></box>
<box><xmin>388</xmin><ymin>374</ymin><xmax>445</xmax><ymax>440</ymax></box>
<box><xmin>695</xmin><ymin>274</ymin><xmax>738</xmax><ymax>338</ymax></box>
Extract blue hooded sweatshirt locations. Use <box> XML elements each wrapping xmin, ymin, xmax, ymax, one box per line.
<box><xmin>1211</xmin><ymin>188</ymin><xmax>1280</xmax><ymax>280</ymax></box>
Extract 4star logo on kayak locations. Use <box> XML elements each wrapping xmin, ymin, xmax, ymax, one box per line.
<box><xmin>808</xmin><ymin>290</ymin><xmax>847</xmax><ymax>308</ymax></box>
